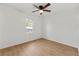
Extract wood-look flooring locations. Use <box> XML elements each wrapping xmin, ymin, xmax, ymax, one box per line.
<box><xmin>0</xmin><ymin>38</ymin><xmax>78</xmax><ymax>56</ymax></box>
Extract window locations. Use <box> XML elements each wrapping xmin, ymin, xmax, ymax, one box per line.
<box><xmin>26</xmin><ymin>18</ymin><xmax>33</xmax><ymax>31</ymax></box>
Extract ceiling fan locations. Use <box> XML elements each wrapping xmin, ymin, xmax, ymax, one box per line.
<box><xmin>32</xmin><ymin>3</ymin><xmax>51</xmax><ymax>15</ymax></box>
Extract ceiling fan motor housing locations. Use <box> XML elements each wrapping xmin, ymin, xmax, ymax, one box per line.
<box><xmin>39</xmin><ymin>5</ymin><xmax>44</xmax><ymax>10</ymax></box>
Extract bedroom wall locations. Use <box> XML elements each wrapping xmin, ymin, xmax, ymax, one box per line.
<box><xmin>0</xmin><ymin>5</ymin><xmax>42</xmax><ymax>49</ymax></box>
<box><xmin>43</xmin><ymin>4</ymin><xmax>79</xmax><ymax>48</ymax></box>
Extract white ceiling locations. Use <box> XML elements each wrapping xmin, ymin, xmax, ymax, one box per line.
<box><xmin>0</xmin><ymin>3</ymin><xmax>79</xmax><ymax>16</ymax></box>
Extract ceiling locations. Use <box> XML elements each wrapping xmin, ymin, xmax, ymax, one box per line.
<box><xmin>0</xmin><ymin>3</ymin><xmax>79</xmax><ymax>16</ymax></box>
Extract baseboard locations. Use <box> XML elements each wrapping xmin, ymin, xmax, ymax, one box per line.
<box><xmin>0</xmin><ymin>37</ymin><xmax>78</xmax><ymax>51</ymax></box>
<box><xmin>0</xmin><ymin>38</ymin><xmax>40</xmax><ymax>49</ymax></box>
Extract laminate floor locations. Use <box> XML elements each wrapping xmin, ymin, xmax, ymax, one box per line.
<box><xmin>0</xmin><ymin>38</ymin><xmax>78</xmax><ymax>56</ymax></box>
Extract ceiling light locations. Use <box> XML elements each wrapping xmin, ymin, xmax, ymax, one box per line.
<box><xmin>39</xmin><ymin>10</ymin><xmax>43</xmax><ymax>15</ymax></box>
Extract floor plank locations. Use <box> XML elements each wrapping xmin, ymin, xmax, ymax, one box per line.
<box><xmin>0</xmin><ymin>38</ymin><xmax>78</xmax><ymax>56</ymax></box>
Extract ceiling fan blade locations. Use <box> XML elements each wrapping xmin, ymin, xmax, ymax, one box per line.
<box><xmin>32</xmin><ymin>10</ymin><xmax>39</xmax><ymax>12</ymax></box>
<box><xmin>43</xmin><ymin>10</ymin><xmax>51</xmax><ymax>12</ymax></box>
<box><xmin>43</xmin><ymin>3</ymin><xmax>51</xmax><ymax>9</ymax></box>
<box><xmin>33</xmin><ymin>4</ymin><xmax>39</xmax><ymax>9</ymax></box>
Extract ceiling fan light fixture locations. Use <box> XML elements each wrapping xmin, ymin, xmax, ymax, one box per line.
<box><xmin>39</xmin><ymin>10</ymin><xmax>43</xmax><ymax>15</ymax></box>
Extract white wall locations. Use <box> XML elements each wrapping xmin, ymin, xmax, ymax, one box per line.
<box><xmin>0</xmin><ymin>5</ymin><xmax>42</xmax><ymax>49</ymax></box>
<box><xmin>43</xmin><ymin>4</ymin><xmax>79</xmax><ymax>48</ymax></box>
